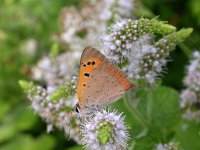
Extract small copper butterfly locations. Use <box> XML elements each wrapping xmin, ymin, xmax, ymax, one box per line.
<box><xmin>76</xmin><ymin>46</ymin><xmax>133</xmax><ymax>114</ymax></box>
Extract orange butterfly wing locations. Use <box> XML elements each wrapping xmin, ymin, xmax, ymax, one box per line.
<box><xmin>77</xmin><ymin>47</ymin><xmax>105</xmax><ymax>108</ymax></box>
<box><xmin>77</xmin><ymin>46</ymin><xmax>133</xmax><ymax>108</ymax></box>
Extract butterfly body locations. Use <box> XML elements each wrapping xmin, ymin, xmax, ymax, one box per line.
<box><xmin>76</xmin><ymin>46</ymin><xmax>133</xmax><ymax>113</ymax></box>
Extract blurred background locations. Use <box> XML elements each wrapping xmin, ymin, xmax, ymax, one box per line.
<box><xmin>0</xmin><ymin>0</ymin><xmax>200</xmax><ymax>149</ymax></box>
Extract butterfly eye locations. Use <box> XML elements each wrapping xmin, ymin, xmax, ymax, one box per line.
<box><xmin>83</xmin><ymin>64</ymin><xmax>86</xmax><ymax>67</ymax></box>
<box><xmin>75</xmin><ymin>107</ymin><xmax>80</xmax><ymax>113</ymax></box>
<box><xmin>75</xmin><ymin>104</ymin><xmax>80</xmax><ymax>113</ymax></box>
<box><xmin>87</xmin><ymin>62</ymin><xmax>91</xmax><ymax>65</ymax></box>
<box><xmin>92</xmin><ymin>61</ymin><xmax>95</xmax><ymax>65</ymax></box>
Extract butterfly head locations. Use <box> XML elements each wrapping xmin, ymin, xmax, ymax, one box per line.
<box><xmin>75</xmin><ymin>103</ymin><xmax>80</xmax><ymax>114</ymax></box>
<box><xmin>74</xmin><ymin>103</ymin><xmax>102</xmax><ymax>117</ymax></box>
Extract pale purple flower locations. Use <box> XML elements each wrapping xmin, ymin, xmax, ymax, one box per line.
<box><xmin>180</xmin><ymin>51</ymin><xmax>200</xmax><ymax>122</ymax></box>
<box><xmin>155</xmin><ymin>142</ymin><xmax>180</xmax><ymax>150</ymax></box>
<box><xmin>32</xmin><ymin>50</ymin><xmax>81</xmax><ymax>87</ymax></box>
<box><xmin>20</xmin><ymin>38</ymin><xmax>38</xmax><ymax>56</ymax></box>
<box><xmin>59</xmin><ymin>0</ymin><xmax>134</xmax><ymax>51</ymax></box>
<box><xmin>21</xmin><ymin>80</ymin><xmax>81</xmax><ymax>143</ymax></box>
<box><xmin>80</xmin><ymin>109</ymin><xmax>130</xmax><ymax>150</ymax></box>
<box><xmin>184</xmin><ymin>51</ymin><xmax>200</xmax><ymax>92</ymax></box>
<box><xmin>101</xmin><ymin>18</ymin><xmax>190</xmax><ymax>84</ymax></box>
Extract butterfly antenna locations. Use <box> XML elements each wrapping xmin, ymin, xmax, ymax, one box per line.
<box><xmin>67</xmin><ymin>111</ymin><xmax>72</xmax><ymax>140</ymax></box>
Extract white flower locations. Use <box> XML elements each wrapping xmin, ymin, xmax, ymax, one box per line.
<box><xmin>59</xmin><ymin>0</ymin><xmax>134</xmax><ymax>51</ymax></box>
<box><xmin>184</xmin><ymin>51</ymin><xmax>200</xmax><ymax>92</ymax></box>
<box><xmin>47</xmin><ymin>124</ymin><xmax>54</xmax><ymax>133</ymax></box>
<box><xmin>101</xmin><ymin>18</ymin><xmax>186</xmax><ymax>84</ymax></box>
<box><xmin>180</xmin><ymin>51</ymin><xmax>200</xmax><ymax>123</ymax></box>
<box><xmin>107</xmin><ymin>29</ymin><xmax>168</xmax><ymax>84</ymax></box>
<box><xmin>60</xmin><ymin>7</ymin><xmax>82</xmax><ymax>43</ymax></box>
<box><xmin>87</xmin><ymin>0</ymin><xmax>134</xmax><ymax>19</ymax></box>
<box><xmin>124</xmin><ymin>36</ymin><xmax>168</xmax><ymax>83</ymax></box>
<box><xmin>80</xmin><ymin>109</ymin><xmax>130</xmax><ymax>150</ymax></box>
<box><xmin>182</xmin><ymin>109</ymin><xmax>200</xmax><ymax>123</ymax></box>
<box><xmin>32</xmin><ymin>50</ymin><xmax>81</xmax><ymax>87</ymax></box>
<box><xmin>20</xmin><ymin>38</ymin><xmax>38</xmax><ymax>56</ymax></box>
<box><xmin>180</xmin><ymin>89</ymin><xmax>198</xmax><ymax>108</ymax></box>
<box><xmin>25</xmin><ymin>82</ymin><xmax>81</xmax><ymax>143</ymax></box>
<box><xmin>155</xmin><ymin>142</ymin><xmax>179</xmax><ymax>150</ymax></box>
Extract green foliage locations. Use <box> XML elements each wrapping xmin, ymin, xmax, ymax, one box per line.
<box><xmin>1</xmin><ymin>134</ymin><xmax>56</xmax><ymax>150</ymax></box>
<box><xmin>19</xmin><ymin>80</ymin><xmax>33</xmax><ymax>91</ymax></box>
<box><xmin>190</xmin><ymin>0</ymin><xmax>200</xmax><ymax>25</ymax></box>
<box><xmin>0</xmin><ymin>0</ymin><xmax>78</xmax><ymax>149</ymax></box>
<box><xmin>137</xmin><ymin>87</ymin><xmax>180</xmax><ymax>130</ymax></box>
<box><xmin>66</xmin><ymin>146</ymin><xmax>84</xmax><ymax>150</ymax></box>
<box><xmin>114</xmin><ymin>86</ymin><xmax>181</xmax><ymax>149</ymax></box>
<box><xmin>49</xmin><ymin>82</ymin><xmax>76</xmax><ymax>102</ymax></box>
<box><xmin>175</xmin><ymin>120</ymin><xmax>200</xmax><ymax>150</ymax></box>
<box><xmin>0</xmin><ymin>106</ymin><xmax>38</xmax><ymax>143</ymax></box>
<box><xmin>50</xmin><ymin>85</ymin><xmax>67</xmax><ymax>101</ymax></box>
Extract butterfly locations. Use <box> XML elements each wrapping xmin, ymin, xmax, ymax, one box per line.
<box><xmin>76</xmin><ymin>46</ymin><xmax>133</xmax><ymax>114</ymax></box>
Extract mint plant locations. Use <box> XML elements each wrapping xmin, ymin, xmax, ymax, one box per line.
<box><xmin>16</xmin><ymin>0</ymin><xmax>200</xmax><ymax>150</ymax></box>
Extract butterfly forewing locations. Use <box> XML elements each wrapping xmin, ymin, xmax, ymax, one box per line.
<box><xmin>77</xmin><ymin>46</ymin><xmax>133</xmax><ymax>109</ymax></box>
<box><xmin>77</xmin><ymin>47</ymin><xmax>105</xmax><ymax>107</ymax></box>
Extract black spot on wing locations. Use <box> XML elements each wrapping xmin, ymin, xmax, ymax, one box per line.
<box><xmin>84</xmin><ymin>73</ymin><xmax>90</xmax><ymax>77</ymax></box>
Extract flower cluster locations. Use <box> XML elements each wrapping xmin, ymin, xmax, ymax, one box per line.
<box><xmin>101</xmin><ymin>18</ymin><xmax>176</xmax><ymax>62</ymax></box>
<box><xmin>87</xmin><ymin>0</ymin><xmax>134</xmax><ymax>18</ymax></box>
<box><xmin>180</xmin><ymin>51</ymin><xmax>200</xmax><ymax>122</ymax></box>
<box><xmin>80</xmin><ymin>109</ymin><xmax>130</xmax><ymax>150</ymax></box>
<box><xmin>184</xmin><ymin>51</ymin><xmax>200</xmax><ymax>92</ymax></box>
<box><xmin>102</xmin><ymin>17</ymin><xmax>192</xmax><ymax>84</ymax></box>
<box><xmin>19</xmin><ymin>80</ymin><xmax>81</xmax><ymax>143</ymax></box>
<box><xmin>59</xmin><ymin>0</ymin><xmax>134</xmax><ymax>51</ymax></box>
<box><xmin>155</xmin><ymin>142</ymin><xmax>180</xmax><ymax>150</ymax></box>
<box><xmin>32</xmin><ymin>50</ymin><xmax>81</xmax><ymax>88</ymax></box>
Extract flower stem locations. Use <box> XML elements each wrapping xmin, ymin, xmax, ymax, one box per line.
<box><xmin>178</xmin><ymin>43</ymin><xmax>192</xmax><ymax>58</ymax></box>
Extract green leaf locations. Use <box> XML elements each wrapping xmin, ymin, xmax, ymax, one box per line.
<box><xmin>114</xmin><ymin>86</ymin><xmax>181</xmax><ymax>148</ymax></box>
<box><xmin>0</xmin><ymin>134</ymin><xmax>35</xmax><ymax>150</ymax></box>
<box><xmin>0</xmin><ymin>106</ymin><xmax>38</xmax><ymax>143</ymax></box>
<box><xmin>0</xmin><ymin>134</ymin><xmax>56</xmax><ymax>150</ymax></box>
<box><xmin>111</xmin><ymin>96</ymin><xmax>144</xmax><ymax>138</ymax></box>
<box><xmin>66</xmin><ymin>146</ymin><xmax>84</xmax><ymax>150</ymax></box>
<box><xmin>15</xmin><ymin>107</ymin><xmax>38</xmax><ymax>131</ymax></box>
<box><xmin>49</xmin><ymin>85</ymin><xmax>66</xmax><ymax>101</ymax></box>
<box><xmin>50</xmin><ymin>43</ymin><xmax>59</xmax><ymax>58</ymax></box>
<box><xmin>175</xmin><ymin>120</ymin><xmax>200</xmax><ymax>150</ymax></box>
<box><xmin>132</xmin><ymin>136</ymin><xmax>156</xmax><ymax>150</ymax></box>
<box><xmin>34</xmin><ymin>134</ymin><xmax>56</xmax><ymax>150</ymax></box>
<box><xmin>136</xmin><ymin>86</ymin><xmax>181</xmax><ymax>130</ymax></box>
<box><xmin>0</xmin><ymin>124</ymin><xmax>17</xmax><ymax>143</ymax></box>
<box><xmin>0</xmin><ymin>101</ymin><xmax>11</xmax><ymax>120</ymax></box>
<box><xmin>18</xmin><ymin>80</ymin><xmax>33</xmax><ymax>91</ymax></box>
